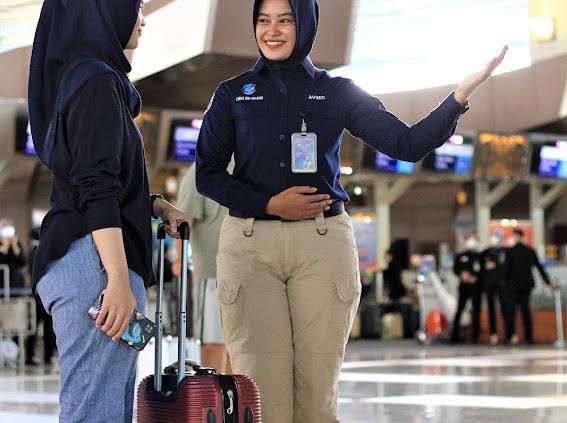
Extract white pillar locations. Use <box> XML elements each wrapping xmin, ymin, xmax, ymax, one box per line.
<box><xmin>374</xmin><ymin>177</ymin><xmax>391</xmax><ymax>269</ymax></box>
<box><xmin>475</xmin><ymin>181</ymin><xmax>516</xmax><ymax>248</ymax></box>
<box><xmin>475</xmin><ymin>181</ymin><xmax>491</xmax><ymax>248</ymax></box>
<box><xmin>530</xmin><ymin>182</ymin><xmax>566</xmax><ymax>259</ymax></box>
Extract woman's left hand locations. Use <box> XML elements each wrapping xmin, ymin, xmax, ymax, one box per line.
<box><xmin>454</xmin><ymin>45</ymin><xmax>508</xmax><ymax>105</ymax></box>
<box><xmin>154</xmin><ymin>198</ymin><xmax>192</xmax><ymax>238</ymax></box>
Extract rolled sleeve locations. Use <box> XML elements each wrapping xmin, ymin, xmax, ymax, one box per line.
<box><xmin>343</xmin><ymin>79</ymin><xmax>469</xmax><ymax>163</ymax></box>
<box><xmin>66</xmin><ymin>74</ymin><xmax>124</xmax><ymax>232</ymax></box>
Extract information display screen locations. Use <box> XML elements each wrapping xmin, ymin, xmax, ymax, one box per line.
<box><xmin>374</xmin><ymin>152</ymin><xmax>415</xmax><ymax>174</ymax></box>
<box><xmin>15</xmin><ymin>115</ymin><xmax>36</xmax><ymax>156</ymax></box>
<box><xmin>531</xmin><ymin>140</ymin><xmax>567</xmax><ymax>179</ymax></box>
<box><xmin>473</xmin><ymin>132</ymin><xmax>530</xmax><ymax>180</ymax></box>
<box><xmin>361</xmin><ymin>145</ymin><xmax>415</xmax><ymax>174</ymax></box>
<box><xmin>423</xmin><ymin>134</ymin><xmax>474</xmax><ymax>175</ymax></box>
<box><xmin>167</xmin><ymin>118</ymin><xmax>202</xmax><ymax>162</ymax></box>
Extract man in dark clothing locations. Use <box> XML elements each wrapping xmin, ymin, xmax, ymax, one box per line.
<box><xmin>383</xmin><ymin>250</ymin><xmax>407</xmax><ymax>301</ymax></box>
<box><xmin>0</xmin><ymin>220</ymin><xmax>27</xmax><ymax>290</ymax></box>
<box><xmin>481</xmin><ymin>234</ymin><xmax>507</xmax><ymax>345</ymax></box>
<box><xmin>504</xmin><ymin>228</ymin><xmax>555</xmax><ymax>344</ymax></box>
<box><xmin>451</xmin><ymin>235</ymin><xmax>483</xmax><ymax>343</ymax></box>
<box><xmin>25</xmin><ymin>228</ymin><xmax>57</xmax><ymax>365</ymax></box>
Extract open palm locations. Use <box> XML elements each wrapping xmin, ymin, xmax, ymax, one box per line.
<box><xmin>455</xmin><ymin>46</ymin><xmax>508</xmax><ymax>104</ymax></box>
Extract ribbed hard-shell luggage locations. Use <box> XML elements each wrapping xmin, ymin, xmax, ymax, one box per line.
<box><xmin>137</xmin><ymin>222</ymin><xmax>262</xmax><ymax>422</ymax></box>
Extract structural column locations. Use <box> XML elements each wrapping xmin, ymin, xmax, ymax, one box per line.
<box><xmin>529</xmin><ymin>182</ymin><xmax>565</xmax><ymax>259</ymax></box>
<box><xmin>475</xmin><ymin>181</ymin><xmax>516</xmax><ymax>247</ymax></box>
<box><xmin>374</xmin><ymin>174</ymin><xmax>415</xmax><ymax>266</ymax></box>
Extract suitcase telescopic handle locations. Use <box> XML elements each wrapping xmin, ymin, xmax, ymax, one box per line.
<box><xmin>177</xmin><ymin>221</ymin><xmax>190</xmax><ymax>386</ymax></box>
<box><xmin>154</xmin><ymin>221</ymin><xmax>191</xmax><ymax>392</ymax></box>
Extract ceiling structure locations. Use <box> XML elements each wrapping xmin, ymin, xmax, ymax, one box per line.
<box><xmin>0</xmin><ymin>0</ymin><xmax>43</xmax><ymax>55</ymax></box>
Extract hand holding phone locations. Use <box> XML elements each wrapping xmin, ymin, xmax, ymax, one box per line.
<box><xmin>88</xmin><ymin>290</ymin><xmax>156</xmax><ymax>351</ymax></box>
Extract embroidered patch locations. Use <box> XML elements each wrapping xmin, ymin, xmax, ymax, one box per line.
<box><xmin>242</xmin><ymin>84</ymin><xmax>257</xmax><ymax>95</ymax></box>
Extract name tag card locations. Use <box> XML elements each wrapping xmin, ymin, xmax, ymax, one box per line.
<box><xmin>291</xmin><ymin>132</ymin><xmax>317</xmax><ymax>174</ymax></box>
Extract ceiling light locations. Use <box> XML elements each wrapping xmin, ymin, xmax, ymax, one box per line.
<box><xmin>530</xmin><ymin>16</ymin><xmax>555</xmax><ymax>42</ymax></box>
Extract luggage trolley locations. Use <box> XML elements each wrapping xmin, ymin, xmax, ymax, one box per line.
<box><xmin>415</xmin><ymin>256</ymin><xmax>456</xmax><ymax>344</ymax></box>
<box><xmin>554</xmin><ymin>281</ymin><xmax>565</xmax><ymax>349</ymax></box>
<box><xmin>0</xmin><ymin>264</ymin><xmax>36</xmax><ymax>368</ymax></box>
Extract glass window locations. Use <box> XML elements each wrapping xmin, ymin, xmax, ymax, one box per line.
<box><xmin>332</xmin><ymin>0</ymin><xmax>530</xmax><ymax>94</ymax></box>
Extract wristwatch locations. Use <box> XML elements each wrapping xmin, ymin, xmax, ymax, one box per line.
<box><xmin>150</xmin><ymin>193</ymin><xmax>165</xmax><ymax>219</ymax></box>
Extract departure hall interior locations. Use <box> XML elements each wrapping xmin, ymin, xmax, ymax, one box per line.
<box><xmin>2</xmin><ymin>0</ymin><xmax>567</xmax><ymax>422</ymax></box>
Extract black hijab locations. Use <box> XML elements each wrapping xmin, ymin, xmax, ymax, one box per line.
<box><xmin>253</xmin><ymin>0</ymin><xmax>319</xmax><ymax>68</ymax></box>
<box><xmin>28</xmin><ymin>0</ymin><xmax>142</xmax><ymax>169</ymax></box>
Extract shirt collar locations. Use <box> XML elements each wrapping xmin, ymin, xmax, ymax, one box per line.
<box><xmin>251</xmin><ymin>56</ymin><xmax>317</xmax><ymax>79</ymax></box>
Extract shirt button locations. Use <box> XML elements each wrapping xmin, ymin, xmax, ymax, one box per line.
<box><xmin>279</xmin><ymin>135</ymin><xmax>285</xmax><ymax>140</ymax></box>
<box><xmin>280</xmin><ymin>162</ymin><xmax>285</xmax><ymax>168</ymax></box>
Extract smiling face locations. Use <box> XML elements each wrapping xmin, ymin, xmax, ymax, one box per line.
<box><xmin>255</xmin><ymin>0</ymin><xmax>296</xmax><ymax>62</ymax></box>
<box><xmin>125</xmin><ymin>3</ymin><xmax>146</xmax><ymax>50</ymax></box>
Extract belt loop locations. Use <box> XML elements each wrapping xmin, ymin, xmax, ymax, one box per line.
<box><xmin>315</xmin><ymin>213</ymin><xmax>327</xmax><ymax>236</ymax></box>
<box><xmin>243</xmin><ymin>218</ymin><xmax>255</xmax><ymax>237</ymax></box>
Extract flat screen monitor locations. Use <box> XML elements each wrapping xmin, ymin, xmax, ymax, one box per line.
<box><xmin>15</xmin><ymin>115</ymin><xmax>36</xmax><ymax>156</ymax></box>
<box><xmin>473</xmin><ymin>132</ymin><xmax>530</xmax><ymax>181</ymax></box>
<box><xmin>361</xmin><ymin>146</ymin><xmax>415</xmax><ymax>174</ymax></box>
<box><xmin>423</xmin><ymin>134</ymin><xmax>474</xmax><ymax>175</ymax></box>
<box><xmin>531</xmin><ymin>139</ymin><xmax>567</xmax><ymax>179</ymax></box>
<box><xmin>167</xmin><ymin>118</ymin><xmax>202</xmax><ymax>162</ymax></box>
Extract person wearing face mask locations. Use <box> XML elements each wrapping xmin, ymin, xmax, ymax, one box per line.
<box><xmin>0</xmin><ymin>220</ymin><xmax>27</xmax><ymax>291</ymax></box>
<box><xmin>451</xmin><ymin>235</ymin><xmax>483</xmax><ymax>344</ymax></box>
<box><xmin>503</xmin><ymin>229</ymin><xmax>555</xmax><ymax>345</ymax></box>
<box><xmin>28</xmin><ymin>1</ymin><xmax>188</xmax><ymax>420</ymax></box>
<box><xmin>196</xmin><ymin>0</ymin><xmax>507</xmax><ymax>420</ymax></box>
<box><xmin>481</xmin><ymin>234</ymin><xmax>507</xmax><ymax>345</ymax></box>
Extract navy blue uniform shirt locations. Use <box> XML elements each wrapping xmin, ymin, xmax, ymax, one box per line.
<box><xmin>196</xmin><ymin>57</ymin><xmax>469</xmax><ymax>218</ymax></box>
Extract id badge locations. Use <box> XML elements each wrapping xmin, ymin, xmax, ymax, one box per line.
<box><xmin>291</xmin><ymin>132</ymin><xmax>317</xmax><ymax>173</ymax></box>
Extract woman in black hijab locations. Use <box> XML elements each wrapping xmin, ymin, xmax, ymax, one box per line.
<box><xmin>28</xmin><ymin>1</ymin><xmax>188</xmax><ymax>421</ymax></box>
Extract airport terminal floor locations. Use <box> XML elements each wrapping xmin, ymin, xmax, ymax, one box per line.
<box><xmin>1</xmin><ymin>340</ymin><xmax>567</xmax><ymax>423</ymax></box>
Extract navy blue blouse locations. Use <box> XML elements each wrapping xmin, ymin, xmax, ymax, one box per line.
<box><xmin>196</xmin><ymin>57</ymin><xmax>468</xmax><ymax>218</ymax></box>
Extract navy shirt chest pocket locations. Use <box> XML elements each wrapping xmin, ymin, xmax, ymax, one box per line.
<box><xmin>230</xmin><ymin>101</ymin><xmax>269</xmax><ymax>120</ymax></box>
<box><xmin>230</xmin><ymin>101</ymin><xmax>270</xmax><ymax>154</ymax></box>
<box><xmin>301</xmin><ymin>101</ymin><xmax>340</xmax><ymax>148</ymax></box>
<box><xmin>301</xmin><ymin>101</ymin><xmax>338</xmax><ymax>120</ymax></box>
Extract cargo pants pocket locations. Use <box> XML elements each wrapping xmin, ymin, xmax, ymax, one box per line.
<box><xmin>217</xmin><ymin>279</ymin><xmax>245</xmax><ymax>344</ymax></box>
<box><xmin>331</xmin><ymin>271</ymin><xmax>362</xmax><ymax>339</ymax></box>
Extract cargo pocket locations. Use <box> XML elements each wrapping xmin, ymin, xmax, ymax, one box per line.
<box><xmin>217</xmin><ymin>279</ymin><xmax>245</xmax><ymax>344</ymax></box>
<box><xmin>330</xmin><ymin>272</ymin><xmax>362</xmax><ymax>339</ymax></box>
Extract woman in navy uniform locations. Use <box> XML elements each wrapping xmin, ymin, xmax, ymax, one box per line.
<box><xmin>196</xmin><ymin>0</ymin><xmax>507</xmax><ymax>421</ymax></box>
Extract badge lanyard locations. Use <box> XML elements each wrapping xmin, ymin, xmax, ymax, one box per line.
<box><xmin>291</xmin><ymin>111</ymin><xmax>318</xmax><ymax>174</ymax></box>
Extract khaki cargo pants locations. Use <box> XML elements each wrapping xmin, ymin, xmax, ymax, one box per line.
<box><xmin>216</xmin><ymin>213</ymin><xmax>361</xmax><ymax>423</ymax></box>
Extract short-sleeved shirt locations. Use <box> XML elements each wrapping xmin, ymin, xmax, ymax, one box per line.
<box><xmin>177</xmin><ymin>164</ymin><xmax>227</xmax><ymax>280</ymax></box>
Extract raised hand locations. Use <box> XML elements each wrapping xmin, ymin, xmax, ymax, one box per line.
<box><xmin>454</xmin><ymin>45</ymin><xmax>508</xmax><ymax>105</ymax></box>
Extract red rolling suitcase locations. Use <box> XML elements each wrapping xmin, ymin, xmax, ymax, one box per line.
<box><xmin>137</xmin><ymin>222</ymin><xmax>261</xmax><ymax>422</ymax></box>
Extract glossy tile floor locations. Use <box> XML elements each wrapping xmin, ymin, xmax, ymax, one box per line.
<box><xmin>2</xmin><ymin>340</ymin><xmax>567</xmax><ymax>422</ymax></box>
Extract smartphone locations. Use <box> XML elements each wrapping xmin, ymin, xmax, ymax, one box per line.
<box><xmin>88</xmin><ymin>290</ymin><xmax>156</xmax><ymax>351</ymax></box>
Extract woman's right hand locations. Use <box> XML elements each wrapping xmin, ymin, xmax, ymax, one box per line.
<box><xmin>96</xmin><ymin>272</ymin><xmax>137</xmax><ymax>341</ymax></box>
<box><xmin>266</xmin><ymin>186</ymin><xmax>332</xmax><ymax>220</ymax></box>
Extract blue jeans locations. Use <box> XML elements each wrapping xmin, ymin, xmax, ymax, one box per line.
<box><xmin>37</xmin><ymin>235</ymin><xmax>147</xmax><ymax>422</ymax></box>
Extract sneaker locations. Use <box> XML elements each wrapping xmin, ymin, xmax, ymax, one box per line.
<box><xmin>489</xmin><ymin>334</ymin><xmax>499</xmax><ymax>346</ymax></box>
<box><xmin>510</xmin><ymin>334</ymin><xmax>520</xmax><ymax>346</ymax></box>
